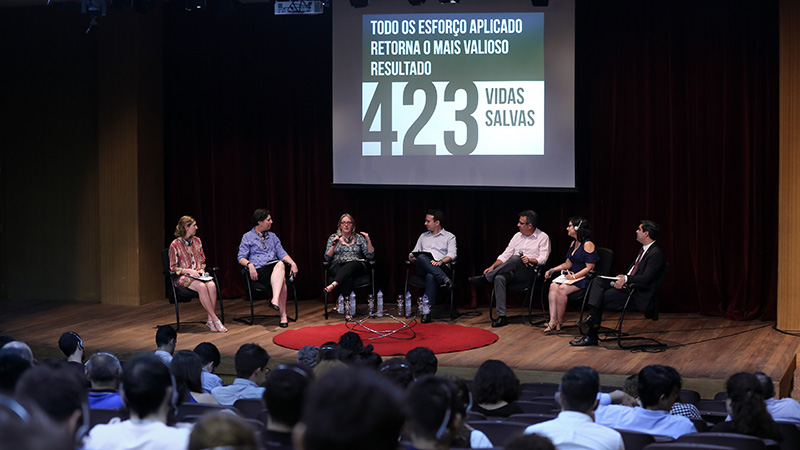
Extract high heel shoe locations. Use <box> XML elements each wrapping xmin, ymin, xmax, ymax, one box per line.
<box><xmin>214</xmin><ymin>320</ymin><xmax>228</xmax><ymax>333</ymax></box>
<box><xmin>324</xmin><ymin>282</ymin><xmax>338</xmax><ymax>293</ymax></box>
<box><xmin>543</xmin><ymin>322</ymin><xmax>556</xmax><ymax>333</ymax></box>
<box><xmin>555</xmin><ymin>322</ymin><xmax>562</xmax><ymax>332</ymax></box>
<box><xmin>206</xmin><ymin>321</ymin><xmax>219</xmax><ymax>333</ymax></box>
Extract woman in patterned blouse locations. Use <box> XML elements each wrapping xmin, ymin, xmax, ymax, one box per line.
<box><xmin>323</xmin><ymin>214</ymin><xmax>375</xmax><ymax>309</ymax></box>
<box><xmin>169</xmin><ymin>216</ymin><xmax>226</xmax><ymax>332</ymax></box>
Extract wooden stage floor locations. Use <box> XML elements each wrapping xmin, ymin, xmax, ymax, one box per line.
<box><xmin>2</xmin><ymin>298</ymin><xmax>798</xmax><ymax>399</ymax></box>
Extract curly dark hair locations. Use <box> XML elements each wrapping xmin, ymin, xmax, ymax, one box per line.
<box><xmin>472</xmin><ymin>360</ymin><xmax>520</xmax><ymax>405</ymax></box>
<box><xmin>727</xmin><ymin>372</ymin><xmax>781</xmax><ymax>441</ymax></box>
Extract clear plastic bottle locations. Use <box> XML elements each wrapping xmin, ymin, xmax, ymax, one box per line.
<box><xmin>337</xmin><ymin>294</ymin><xmax>344</xmax><ymax>314</ymax></box>
<box><xmin>397</xmin><ymin>294</ymin><xmax>404</xmax><ymax>316</ymax></box>
<box><xmin>422</xmin><ymin>293</ymin><xmax>430</xmax><ymax>315</ymax></box>
<box><xmin>405</xmin><ymin>291</ymin><xmax>412</xmax><ymax>317</ymax></box>
<box><xmin>376</xmin><ymin>290</ymin><xmax>384</xmax><ymax>317</ymax></box>
<box><xmin>349</xmin><ymin>291</ymin><xmax>357</xmax><ymax>317</ymax></box>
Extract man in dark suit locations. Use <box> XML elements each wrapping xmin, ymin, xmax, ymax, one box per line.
<box><xmin>570</xmin><ymin>220</ymin><xmax>665</xmax><ymax>347</ymax></box>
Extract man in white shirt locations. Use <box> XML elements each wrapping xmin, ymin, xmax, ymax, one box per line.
<box><xmin>212</xmin><ymin>343</ymin><xmax>269</xmax><ymax>405</ymax></box>
<box><xmin>594</xmin><ymin>365</ymin><xmax>696</xmax><ymax>440</ymax></box>
<box><xmin>755</xmin><ymin>371</ymin><xmax>800</xmax><ymax>425</ymax></box>
<box><xmin>409</xmin><ymin>209</ymin><xmax>457</xmax><ymax>323</ymax></box>
<box><xmin>469</xmin><ymin>210</ymin><xmax>550</xmax><ymax>327</ymax></box>
<box><xmin>153</xmin><ymin>325</ymin><xmax>176</xmax><ymax>365</ymax></box>
<box><xmin>525</xmin><ymin>366</ymin><xmax>624</xmax><ymax>450</ymax></box>
<box><xmin>84</xmin><ymin>353</ymin><xmax>191</xmax><ymax>450</ymax></box>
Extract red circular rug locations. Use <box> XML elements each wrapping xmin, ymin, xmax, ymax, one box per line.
<box><xmin>273</xmin><ymin>322</ymin><xmax>499</xmax><ymax>356</ymax></box>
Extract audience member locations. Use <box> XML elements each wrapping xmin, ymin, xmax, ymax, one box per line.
<box><xmin>524</xmin><ymin>366</ymin><xmax>624</xmax><ymax>450</ymax></box>
<box><xmin>84</xmin><ymin>353</ymin><xmax>191</xmax><ymax>450</ymax></box>
<box><xmin>171</xmin><ymin>350</ymin><xmax>218</xmax><ymax>404</ymax></box>
<box><xmin>57</xmin><ymin>331</ymin><xmax>91</xmax><ymax>388</ymax></box>
<box><xmin>212</xmin><ymin>343</ymin><xmax>269</xmax><ymax>405</ymax></box>
<box><xmin>263</xmin><ymin>363</ymin><xmax>314</xmax><ymax>450</ymax></box>
<box><xmin>2</xmin><ymin>340</ymin><xmax>34</xmax><ymax>363</ymax></box>
<box><xmin>294</xmin><ymin>367</ymin><xmax>404</xmax><ymax>450</ymax></box>
<box><xmin>595</xmin><ymin>365</ymin><xmax>696</xmax><ymax>439</ymax></box>
<box><xmin>297</xmin><ymin>345</ymin><xmax>319</xmax><ymax>369</ymax></box>
<box><xmin>16</xmin><ymin>359</ymin><xmax>89</xmax><ymax>440</ymax></box>
<box><xmin>0</xmin><ymin>394</ymin><xmax>75</xmax><ymax>450</ymax></box>
<box><xmin>446</xmin><ymin>375</ymin><xmax>494</xmax><ymax>448</ymax></box>
<box><xmin>711</xmin><ymin>372</ymin><xmax>781</xmax><ymax>441</ymax></box>
<box><xmin>193</xmin><ymin>342</ymin><xmax>223</xmax><ymax>394</ymax></box>
<box><xmin>58</xmin><ymin>331</ymin><xmax>85</xmax><ymax>364</ymax></box>
<box><xmin>0</xmin><ymin>352</ymin><xmax>32</xmax><ymax>395</ymax></box>
<box><xmin>313</xmin><ymin>359</ymin><xmax>347</xmax><ymax>378</ymax></box>
<box><xmin>154</xmin><ymin>325</ymin><xmax>177</xmax><ymax>366</ymax></box>
<box><xmin>378</xmin><ymin>357</ymin><xmax>415</xmax><ymax>390</ymax></box>
<box><xmin>0</xmin><ymin>335</ymin><xmax>14</xmax><ymax>347</ymax></box>
<box><xmin>755</xmin><ymin>371</ymin><xmax>800</xmax><ymax>425</ymax></box>
<box><xmin>505</xmin><ymin>433</ymin><xmax>557</xmax><ymax>450</ymax></box>
<box><xmin>622</xmin><ymin>372</ymin><xmax>700</xmax><ymax>419</ymax></box>
<box><xmin>406</xmin><ymin>346</ymin><xmax>438</xmax><ymax>378</ymax></box>
<box><xmin>471</xmin><ymin>359</ymin><xmax>523</xmax><ymax>417</ymax></box>
<box><xmin>86</xmin><ymin>351</ymin><xmax>124</xmax><ymax>409</ymax></box>
<box><xmin>188</xmin><ymin>412</ymin><xmax>261</xmax><ymax>450</ymax></box>
<box><xmin>316</xmin><ymin>341</ymin><xmax>341</xmax><ymax>363</ymax></box>
<box><xmin>405</xmin><ymin>375</ymin><xmax>493</xmax><ymax>449</ymax></box>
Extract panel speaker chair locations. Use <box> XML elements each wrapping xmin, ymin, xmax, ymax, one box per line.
<box><xmin>322</xmin><ymin>259</ymin><xmax>376</xmax><ymax>319</ymax></box>
<box><xmin>161</xmin><ymin>249</ymin><xmax>224</xmax><ymax>332</ymax></box>
<box><xmin>537</xmin><ymin>246</ymin><xmax>614</xmax><ymax>327</ymax></box>
<box><xmin>404</xmin><ymin>260</ymin><xmax>457</xmax><ymax>320</ymax></box>
<box><xmin>598</xmin><ymin>262</ymin><xmax>670</xmax><ymax>350</ymax></box>
<box><xmin>235</xmin><ymin>261</ymin><xmax>298</xmax><ymax>326</ymax></box>
<box><xmin>485</xmin><ymin>265</ymin><xmax>544</xmax><ymax>325</ymax></box>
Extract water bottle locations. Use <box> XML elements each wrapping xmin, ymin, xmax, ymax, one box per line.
<box><xmin>422</xmin><ymin>293</ymin><xmax>430</xmax><ymax>315</ymax></box>
<box><xmin>376</xmin><ymin>290</ymin><xmax>384</xmax><ymax>317</ymax></box>
<box><xmin>405</xmin><ymin>291</ymin><xmax>412</xmax><ymax>317</ymax></box>
<box><xmin>349</xmin><ymin>291</ymin><xmax>357</xmax><ymax>317</ymax></box>
<box><xmin>367</xmin><ymin>294</ymin><xmax>374</xmax><ymax>317</ymax></box>
<box><xmin>397</xmin><ymin>294</ymin><xmax>404</xmax><ymax>316</ymax></box>
<box><xmin>337</xmin><ymin>294</ymin><xmax>344</xmax><ymax>314</ymax></box>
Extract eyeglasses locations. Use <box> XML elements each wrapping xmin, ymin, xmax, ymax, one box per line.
<box><xmin>518</xmin><ymin>221</ymin><xmax>529</xmax><ymax>225</ymax></box>
<box><xmin>341</xmin><ymin>221</ymin><xmax>353</xmax><ymax>225</ymax></box>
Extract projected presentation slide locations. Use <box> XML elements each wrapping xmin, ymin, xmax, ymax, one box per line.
<box><xmin>333</xmin><ymin>1</ymin><xmax>575</xmax><ymax>189</ymax></box>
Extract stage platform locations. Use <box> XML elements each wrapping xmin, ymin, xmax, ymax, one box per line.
<box><xmin>2</xmin><ymin>297</ymin><xmax>798</xmax><ymax>400</ymax></box>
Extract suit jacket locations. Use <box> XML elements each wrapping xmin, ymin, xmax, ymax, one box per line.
<box><xmin>626</xmin><ymin>243</ymin><xmax>665</xmax><ymax>313</ymax></box>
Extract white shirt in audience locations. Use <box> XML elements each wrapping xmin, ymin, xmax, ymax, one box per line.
<box><xmin>84</xmin><ymin>420</ymin><xmax>191</xmax><ymax>450</ymax></box>
<box><xmin>595</xmin><ymin>405</ymin><xmax>696</xmax><ymax>439</ymax></box>
<box><xmin>524</xmin><ymin>411</ymin><xmax>624</xmax><ymax>450</ymax></box>
<box><xmin>766</xmin><ymin>397</ymin><xmax>800</xmax><ymax>425</ymax></box>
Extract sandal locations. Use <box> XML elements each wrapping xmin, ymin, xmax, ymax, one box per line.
<box><xmin>324</xmin><ymin>282</ymin><xmax>338</xmax><ymax>293</ymax></box>
<box><xmin>214</xmin><ymin>320</ymin><xmax>228</xmax><ymax>333</ymax></box>
<box><xmin>206</xmin><ymin>321</ymin><xmax>219</xmax><ymax>333</ymax></box>
<box><xmin>543</xmin><ymin>322</ymin><xmax>556</xmax><ymax>334</ymax></box>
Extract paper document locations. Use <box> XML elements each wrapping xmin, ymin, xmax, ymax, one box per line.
<box><xmin>553</xmin><ymin>274</ymin><xmax>584</xmax><ymax>285</ymax></box>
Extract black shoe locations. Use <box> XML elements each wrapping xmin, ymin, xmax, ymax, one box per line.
<box><xmin>269</xmin><ymin>301</ymin><xmax>280</xmax><ymax>311</ymax></box>
<box><xmin>443</xmin><ymin>278</ymin><xmax>453</xmax><ymax>290</ymax></box>
<box><xmin>491</xmin><ymin>316</ymin><xmax>509</xmax><ymax>328</ymax></box>
<box><xmin>569</xmin><ymin>335</ymin><xmax>598</xmax><ymax>347</ymax></box>
<box><xmin>469</xmin><ymin>275</ymin><xmax>488</xmax><ymax>286</ymax></box>
<box><xmin>577</xmin><ymin>315</ymin><xmax>598</xmax><ymax>335</ymax></box>
<box><xmin>421</xmin><ymin>314</ymin><xmax>432</xmax><ymax>324</ymax></box>
<box><xmin>279</xmin><ymin>322</ymin><xmax>288</xmax><ymax>328</ymax></box>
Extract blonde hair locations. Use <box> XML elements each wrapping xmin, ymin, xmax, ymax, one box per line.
<box><xmin>174</xmin><ymin>216</ymin><xmax>196</xmax><ymax>238</ymax></box>
<box><xmin>336</xmin><ymin>213</ymin><xmax>356</xmax><ymax>235</ymax></box>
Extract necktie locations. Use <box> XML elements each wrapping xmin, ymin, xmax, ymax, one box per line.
<box><xmin>630</xmin><ymin>248</ymin><xmax>644</xmax><ymax>275</ymax></box>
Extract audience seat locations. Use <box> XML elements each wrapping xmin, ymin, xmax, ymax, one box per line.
<box><xmin>466</xmin><ymin>411</ymin><xmax>487</xmax><ymax>422</ymax></box>
<box><xmin>233</xmin><ymin>398</ymin><xmax>266</xmax><ymax>421</ymax></box>
<box><xmin>775</xmin><ymin>421</ymin><xmax>800</xmax><ymax>450</ymax></box>
<box><xmin>88</xmin><ymin>408</ymin><xmax>128</xmax><ymax>429</ymax></box>
<box><xmin>175</xmin><ymin>403</ymin><xmax>236</xmax><ymax>422</ymax></box>
<box><xmin>615</xmin><ymin>428</ymin><xmax>657</xmax><ymax>450</ymax></box>
<box><xmin>520</xmin><ymin>382</ymin><xmax>559</xmax><ymax>397</ymax></box>
<box><xmin>505</xmin><ymin>413</ymin><xmax>557</xmax><ymax>425</ymax></box>
<box><xmin>643</xmin><ymin>444</ymin><xmax>735</xmax><ymax>450</ymax></box>
<box><xmin>697</xmin><ymin>400</ymin><xmax>728</xmax><ymax>413</ymax></box>
<box><xmin>679</xmin><ymin>390</ymin><xmax>701</xmax><ymax>406</ymax></box>
<box><xmin>515</xmin><ymin>401</ymin><xmax>559</xmax><ymax>415</ymax></box>
<box><xmin>677</xmin><ymin>432</ymin><xmax>769</xmax><ymax>450</ymax></box>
